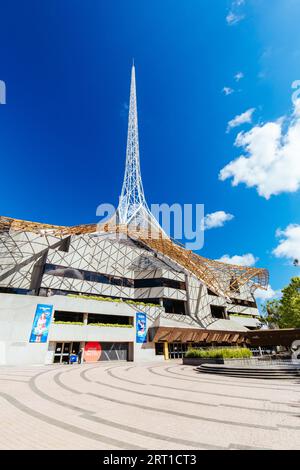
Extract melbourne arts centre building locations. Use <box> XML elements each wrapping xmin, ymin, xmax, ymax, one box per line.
<box><xmin>0</xmin><ymin>66</ymin><xmax>270</xmax><ymax>365</ymax></box>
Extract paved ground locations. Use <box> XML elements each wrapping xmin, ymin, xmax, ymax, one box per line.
<box><xmin>0</xmin><ymin>360</ymin><xmax>299</xmax><ymax>450</ymax></box>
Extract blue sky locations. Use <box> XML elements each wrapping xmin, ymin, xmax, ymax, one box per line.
<box><xmin>0</xmin><ymin>0</ymin><xmax>299</xmax><ymax>303</ymax></box>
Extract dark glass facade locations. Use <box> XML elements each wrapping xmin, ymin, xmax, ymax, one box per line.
<box><xmin>210</xmin><ymin>305</ymin><xmax>227</xmax><ymax>319</ymax></box>
<box><xmin>163</xmin><ymin>299</ymin><xmax>186</xmax><ymax>315</ymax></box>
<box><xmin>43</xmin><ymin>264</ymin><xmax>186</xmax><ymax>290</ymax></box>
<box><xmin>230</xmin><ymin>298</ymin><xmax>257</xmax><ymax>308</ymax></box>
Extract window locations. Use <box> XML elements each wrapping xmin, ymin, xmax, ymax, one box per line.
<box><xmin>43</xmin><ymin>264</ymin><xmax>185</xmax><ymax>291</ymax></box>
<box><xmin>163</xmin><ymin>299</ymin><xmax>186</xmax><ymax>315</ymax></box>
<box><xmin>230</xmin><ymin>298</ymin><xmax>257</xmax><ymax>308</ymax></box>
<box><xmin>87</xmin><ymin>313</ymin><xmax>131</xmax><ymax>325</ymax></box>
<box><xmin>210</xmin><ymin>305</ymin><xmax>227</xmax><ymax>319</ymax></box>
<box><xmin>168</xmin><ymin>342</ymin><xmax>188</xmax><ymax>359</ymax></box>
<box><xmin>135</xmin><ymin>278</ymin><xmax>186</xmax><ymax>290</ymax></box>
<box><xmin>207</xmin><ymin>289</ymin><xmax>217</xmax><ymax>296</ymax></box>
<box><xmin>44</xmin><ymin>264</ymin><xmax>84</xmax><ymax>280</ymax></box>
<box><xmin>53</xmin><ymin>311</ymin><xmax>84</xmax><ymax>323</ymax></box>
<box><xmin>59</xmin><ymin>237</ymin><xmax>71</xmax><ymax>253</ymax></box>
<box><xmin>155</xmin><ymin>343</ymin><xmax>164</xmax><ymax>355</ymax></box>
<box><xmin>53</xmin><ymin>311</ymin><xmax>132</xmax><ymax>326</ymax></box>
<box><xmin>43</xmin><ymin>264</ymin><xmax>133</xmax><ymax>287</ymax></box>
<box><xmin>0</xmin><ymin>287</ymin><xmax>34</xmax><ymax>295</ymax></box>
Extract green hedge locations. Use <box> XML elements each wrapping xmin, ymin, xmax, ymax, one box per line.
<box><xmin>67</xmin><ymin>294</ymin><xmax>158</xmax><ymax>308</ymax></box>
<box><xmin>185</xmin><ymin>347</ymin><xmax>252</xmax><ymax>359</ymax></box>
<box><xmin>53</xmin><ymin>321</ymin><xmax>133</xmax><ymax>328</ymax></box>
<box><xmin>88</xmin><ymin>323</ymin><xmax>132</xmax><ymax>328</ymax></box>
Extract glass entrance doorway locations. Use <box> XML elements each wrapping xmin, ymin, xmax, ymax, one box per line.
<box><xmin>53</xmin><ymin>342</ymin><xmax>80</xmax><ymax>363</ymax></box>
<box><xmin>168</xmin><ymin>342</ymin><xmax>188</xmax><ymax>359</ymax></box>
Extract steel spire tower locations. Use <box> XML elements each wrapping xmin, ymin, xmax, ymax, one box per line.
<box><xmin>116</xmin><ymin>64</ymin><xmax>162</xmax><ymax>232</ymax></box>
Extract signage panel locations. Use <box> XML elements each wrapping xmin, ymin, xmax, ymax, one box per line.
<box><xmin>29</xmin><ymin>304</ymin><xmax>53</xmax><ymax>343</ymax></box>
<box><xmin>136</xmin><ymin>312</ymin><xmax>147</xmax><ymax>343</ymax></box>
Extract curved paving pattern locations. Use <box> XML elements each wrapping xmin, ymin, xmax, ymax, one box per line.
<box><xmin>0</xmin><ymin>361</ymin><xmax>299</xmax><ymax>450</ymax></box>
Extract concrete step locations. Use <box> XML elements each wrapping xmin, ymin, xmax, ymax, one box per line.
<box><xmin>196</xmin><ymin>365</ymin><xmax>300</xmax><ymax>379</ymax></box>
<box><xmin>198</xmin><ymin>371</ymin><xmax>300</xmax><ymax>379</ymax></box>
<box><xmin>198</xmin><ymin>366</ymin><xmax>300</xmax><ymax>374</ymax></box>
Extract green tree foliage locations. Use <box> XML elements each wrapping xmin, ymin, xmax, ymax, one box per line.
<box><xmin>263</xmin><ymin>277</ymin><xmax>300</xmax><ymax>328</ymax></box>
<box><xmin>262</xmin><ymin>299</ymin><xmax>281</xmax><ymax>328</ymax></box>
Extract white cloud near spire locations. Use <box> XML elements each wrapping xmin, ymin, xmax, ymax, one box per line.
<box><xmin>226</xmin><ymin>0</ymin><xmax>246</xmax><ymax>25</ymax></box>
<box><xmin>273</xmin><ymin>224</ymin><xmax>300</xmax><ymax>261</ymax></box>
<box><xmin>220</xmin><ymin>100</ymin><xmax>300</xmax><ymax>198</ymax></box>
<box><xmin>203</xmin><ymin>211</ymin><xmax>234</xmax><ymax>230</ymax></box>
<box><xmin>217</xmin><ymin>253</ymin><xmax>257</xmax><ymax>266</ymax></box>
<box><xmin>234</xmin><ymin>71</ymin><xmax>244</xmax><ymax>81</ymax></box>
<box><xmin>222</xmin><ymin>86</ymin><xmax>234</xmax><ymax>96</ymax></box>
<box><xmin>255</xmin><ymin>284</ymin><xmax>278</xmax><ymax>301</ymax></box>
<box><xmin>226</xmin><ymin>108</ymin><xmax>255</xmax><ymax>132</ymax></box>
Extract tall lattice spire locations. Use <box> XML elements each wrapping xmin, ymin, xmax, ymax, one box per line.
<box><xmin>116</xmin><ymin>64</ymin><xmax>162</xmax><ymax>232</ymax></box>
<box><xmin>117</xmin><ymin>64</ymin><xmax>147</xmax><ymax>223</ymax></box>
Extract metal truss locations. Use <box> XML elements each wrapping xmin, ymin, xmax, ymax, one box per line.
<box><xmin>98</xmin><ymin>224</ymin><xmax>269</xmax><ymax>300</ymax></box>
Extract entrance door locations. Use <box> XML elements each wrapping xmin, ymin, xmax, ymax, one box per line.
<box><xmin>53</xmin><ymin>342</ymin><xmax>80</xmax><ymax>363</ymax></box>
<box><xmin>168</xmin><ymin>342</ymin><xmax>188</xmax><ymax>359</ymax></box>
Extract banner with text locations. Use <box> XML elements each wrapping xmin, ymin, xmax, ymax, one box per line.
<box><xmin>136</xmin><ymin>312</ymin><xmax>147</xmax><ymax>343</ymax></box>
<box><xmin>29</xmin><ymin>304</ymin><xmax>53</xmax><ymax>343</ymax></box>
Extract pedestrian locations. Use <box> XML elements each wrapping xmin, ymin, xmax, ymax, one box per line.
<box><xmin>78</xmin><ymin>347</ymin><xmax>84</xmax><ymax>364</ymax></box>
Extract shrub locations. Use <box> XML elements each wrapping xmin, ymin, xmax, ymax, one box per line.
<box><xmin>185</xmin><ymin>347</ymin><xmax>252</xmax><ymax>359</ymax></box>
<box><xmin>67</xmin><ymin>294</ymin><xmax>159</xmax><ymax>308</ymax></box>
<box><xmin>88</xmin><ymin>323</ymin><xmax>133</xmax><ymax>328</ymax></box>
<box><xmin>53</xmin><ymin>320</ymin><xmax>133</xmax><ymax>328</ymax></box>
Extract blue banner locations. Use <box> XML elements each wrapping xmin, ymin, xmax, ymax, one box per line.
<box><xmin>29</xmin><ymin>304</ymin><xmax>53</xmax><ymax>343</ymax></box>
<box><xmin>136</xmin><ymin>312</ymin><xmax>147</xmax><ymax>343</ymax></box>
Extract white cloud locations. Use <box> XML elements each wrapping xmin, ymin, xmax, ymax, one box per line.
<box><xmin>220</xmin><ymin>101</ymin><xmax>300</xmax><ymax>198</ymax></box>
<box><xmin>203</xmin><ymin>211</ymin><xmax>234</xmax><ymax>230</ymax></box>
<box><xmin>226</xmin><ymin>11</ymin><xmax>245</xmax><ymax>25</ymax></box>
<box><xmin>234</xmin><ymin>71</ymin><xmax>244</xmax><ymax>81</ymax></box>
<box><xmin>222</xmin><ymin>86</ymin><xmax>234</xmax><ymax>96</ymax></box>
<box><xmin>217</xmin><ymin>253</ymin><xmax>257</xmax><ymax>267</ymax></box>
<box><xmin>273</xmin><ymin>224</ymin><xmax>300</xmax><ymax>261</ymax></box>
<box><xmin>226</xmin><ymin>108</ymin><xmax>255</xmax><ymax>133</ymax></box>
<box><xmin>226</xmin><ymin>0</ymin><xmax>245</xmax><ymax>25</ymax></box>
<box><xmin>255</xmin><ymin>284</ymin><xmax>278</xmax><ymax>301</ymax></box>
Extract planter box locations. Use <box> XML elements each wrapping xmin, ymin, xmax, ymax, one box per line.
<box><xmin>183</xmin><ymin>357</ymin><xmax>224</xmax><ymax>366</ymax></box>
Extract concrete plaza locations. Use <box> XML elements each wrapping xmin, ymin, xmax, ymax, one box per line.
<box><xmin>0</xmin><ymin>361</ymin><xmax>299</xmax><ymax>450</ymax></box>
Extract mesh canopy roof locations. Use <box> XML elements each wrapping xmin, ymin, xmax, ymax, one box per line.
<box><xmin>0</xmin><ymin>216</ymin><xmax>269</xmax><ymax>299</ymax></box>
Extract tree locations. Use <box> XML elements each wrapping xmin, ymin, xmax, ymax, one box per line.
<box><xmin>262</xmin><ymin>299</ymin><xmax>281</xmax><ymax>328</ymax></box>
<box><xmin>279</xmin><ymin>277</ymin><xmax>300</xmax><ymax>328</ymax></box>
<box><xmin>263</xmin><ymin>277</ymin><xmax>300</xmax><ymax>328</ymax></box>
